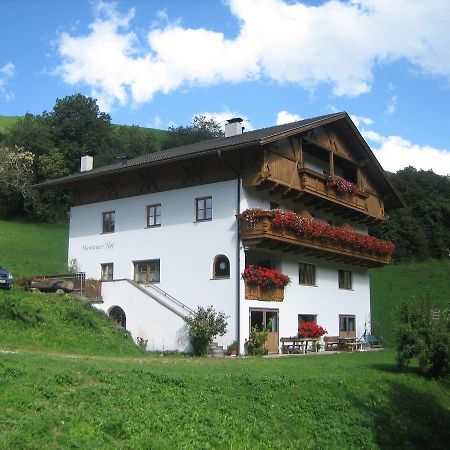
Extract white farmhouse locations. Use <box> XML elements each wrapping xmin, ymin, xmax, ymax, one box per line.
<box><xmin>40</xmin><ymin>112</ymin><xmax>404</xmax><ymax>354</ymax></box>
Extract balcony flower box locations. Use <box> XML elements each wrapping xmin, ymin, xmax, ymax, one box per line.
<box><xmin>242</xmin><ymin>265</ymin><xmax>290</xmax><ymax>302</ymax></box>
<box><xmin>245</xmin><ymin>283</ymin><xmax>285</xmax><ymax>302</ymax></box>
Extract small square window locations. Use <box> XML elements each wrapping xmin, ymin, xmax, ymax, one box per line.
<box><xmin>102</xmin><ymin>211</ymin><xmax>115</xmax><ymax>233</ymax></box>
<box><xmin>299</xmin><ymin>263</ymin><xmax>316</xmax><ymax>285</ymax></box>
<box><xmin>134</xmin><ymin>259</ymin><xmax>160</xmax><ymax>283</ymax></box>
<box><xmin>196</xmin><ymin>196</ymin><xmax>212</xmax><ymax>221</ymax></box>
<box><xmin>101</xmin><ymin>263</ymin><xmax>114</xmax><ymax>281</ymax></box>
<box><xmin>338</xmin><ymin>270</ymin><xmax>352</xmax><ymax>290</ymax></box>
<box><xmin>147</xmin><ymin>204</ymin><xmax>161</xmax><ymax>227</ymax></box>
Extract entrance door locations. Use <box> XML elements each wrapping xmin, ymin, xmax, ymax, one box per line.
<box><xmin>339</xmin><ymin>315</ymin><xmax>356</xmax><ymax>338</ymax></box>
<box><xmin>249</xmin><ymin>308</ymin><xmax>279</xmax><ymax>353</ymax></box>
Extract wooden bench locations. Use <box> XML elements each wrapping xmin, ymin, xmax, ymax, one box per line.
<box><xmin>324</xmin><ymin>336</ymin><xmax>342</xmax><ymax>351</ymax></box>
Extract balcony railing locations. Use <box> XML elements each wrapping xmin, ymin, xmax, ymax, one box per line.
<box><xmin>238</xmin><ymin>211</ymin><xmax>392</xmax><ymax>267</ymax></box>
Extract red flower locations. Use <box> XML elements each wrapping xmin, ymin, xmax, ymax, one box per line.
<box><xmin>242</xmin><ymin>265</ymin><xmax>291</xmax><ymax>288</ymax></box>
<box><xmin>298</xmin><ymin>322</ymin><xmax>327</xmax><ymax>338</ymax></box>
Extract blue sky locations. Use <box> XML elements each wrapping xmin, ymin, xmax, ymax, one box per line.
<box><xmin>1</xmin><ymin>0</ymin><xmax>450</xmax><ymax>174</ymax></box>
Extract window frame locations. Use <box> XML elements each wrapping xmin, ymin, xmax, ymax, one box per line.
<box><xmin>212</xmin><ymin>255</ymin><xmax>230</xmax><ymax>279</ymax></box>
<box><xmin>102</xmin><ymin>211</ymin><xmax>115</xmax><ymax>234</ymax></box>
<box><xmin>338</xmin><ymin>269</ymin><xmax>352</xmax><ymax>290</ymax></box>
<box><xmin>133</xmin><ymin>259</ymin><xmax>160</xmax><ymax>284</ymax></box>
<box><xmin>101</xmin><ymin>263</ymin><xmax>114</xmax><ymax>281</ymax></box>
<box><xmin>195</xmin><ymin>196</ymin><xmax>212</xmax><ymax>222</ymax></box>
<box><xmin>146</xmin><ymin>203</ymin><xmax>161</xmax><ymax>228</ymax></box>
<box><xmin>299</xmin><ymin>262</ymin><xmax>316</xmax><ymax>286</ymax></box>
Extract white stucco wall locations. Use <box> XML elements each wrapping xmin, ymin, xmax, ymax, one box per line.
<box><xmin>238</xmin><ymin>185</ymin><xmax>371</xmax><ymax>354</ymax></box>
<box><xmin>69</xmin><ymin>179</ymin><xmax>371</xmax><ymax>354</ymax></box>
<box><xmin>69</xmin><ymin>180</ymin><xmax>240</xmax><ymax>350</ymax></box>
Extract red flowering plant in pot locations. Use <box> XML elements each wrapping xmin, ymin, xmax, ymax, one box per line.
<box><xmin>241</xmin><ymin>265</ymin><xmax>291</xmax><ymax>288</ymax></box>
<box><xmin>326</xmin><ymin>175</ymin><xmax>358</xmax><ymax>194</ymax></box>
<box><xmin>298</xmin><ymin>322</ymin><xmax>327</xmax><ymax>338</ymax></box>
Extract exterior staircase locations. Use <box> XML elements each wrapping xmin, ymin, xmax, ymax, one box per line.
<box><xmin>208</xmin><ymin>342</ymin><xmax>225</xmax><ymax>358</ymax></box>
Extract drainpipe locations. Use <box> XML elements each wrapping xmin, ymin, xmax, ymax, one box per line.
<box><xmin>217</xmin><ymin>150</ymin><xmax>241</xmax><ymax>353</ymax></box>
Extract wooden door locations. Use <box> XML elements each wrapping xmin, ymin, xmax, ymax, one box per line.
<box><xmin>249</xmin><ymin>308</ymin><xmax>279</xmax><ymax>354</ymax></box>
<box><xmin>339</xmin><ymin>315</ymin><xmax>356</xmax><ymax>338</ymax></box>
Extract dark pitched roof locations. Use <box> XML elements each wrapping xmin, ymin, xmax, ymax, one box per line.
<box><xmin>36</xmin><ymin>112</ymin><xmax>342</xmax><ymax>188</ymax></box>
<box><xmin>35</xmin><ymin>111</ymin><xmax>405</xmax><ymax>207</ymax></box>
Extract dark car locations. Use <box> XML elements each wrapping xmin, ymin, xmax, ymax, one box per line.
<box><xmin>0</xmin><ymin>267</ymin><xmax>13</xmax><ymax>290</ymax></box>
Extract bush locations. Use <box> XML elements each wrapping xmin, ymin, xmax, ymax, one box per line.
<box><xmin>395</xmin><ymin>299</ymin><xmax>450</xmax><ymax>377</ymax></box>
<box><xmin>246</xmin><ymin>325</ymin><xmax>269</xmax><ymax>356</ymax></box>
<box><xmin>184</xmin><ymin>306</ymin><xmax>228</xmax><ymax>356</ymax></box>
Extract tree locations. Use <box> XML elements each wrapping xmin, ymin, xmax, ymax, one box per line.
<box><xmin>162</xmin><ymin>115</ymin><xmax>224</xmax><ymax>150</ymax></box>
<box><xmin>47</xmin><ymin>94</ymin><xmax>113</xmax><ymax>173</ymax></box>
<box><xmin>0</xmin><ymin>146</ymin><xmax>35</xmax><ymax>216</ymax></box>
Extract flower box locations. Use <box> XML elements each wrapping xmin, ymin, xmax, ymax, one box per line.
<box><xmin>245</xmin><ymin>283</ymin><xmax>284</xmax><ymax>302</ymax></box>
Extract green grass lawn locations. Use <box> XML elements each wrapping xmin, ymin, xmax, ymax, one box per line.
<box><xmin>370</xmin><ymin>260</ymin><xmax>450</xmax><ymax>347</ymax></box>
<box><xmin>0</xmin><ymin>350</ymin><xmax>449</xmax><ymax>449</ymax></box>
<box><xmin>0</xmin><ymin>219</ymin><xmax>68</xmax><ymax>276</ymax></box>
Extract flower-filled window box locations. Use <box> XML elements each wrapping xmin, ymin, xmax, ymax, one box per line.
<box><xmin>298</xmin><ymin>321</ymin><xmax>327</xmax><ymax>338</ymax></box>
<box><xmin>242</xmin><ymin>265</ymin><xmax>290</xmax><ymax>302</ymax></box>
<box><xmin>326</xmin><ymin>175</ymin><xmax>358</xmax><ymax>195</ymax></box>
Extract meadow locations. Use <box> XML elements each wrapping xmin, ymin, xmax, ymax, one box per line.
<box><xmin>1</xmin><ymin>218</ymin><xmax>450</xmax><ymax>448</ymax></box>
<box><xmin>370</xmin><ymin>259</ymin><xmax>450</xmax><ymax>347</ymax></box>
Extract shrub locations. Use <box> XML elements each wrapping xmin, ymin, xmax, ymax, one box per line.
<box><xmin>184</xmin><ymin>306</ymin><xmax>228</xmax><ymax>356</ymax></box>
<box><xmin>246</xmin><ymin>325</ymin><xmax>269</xmax><ymax>356</ymax></box>
<box><xmin>395</xmin><ymin>299</ymin><xmax>450</xmax><ymax>377</ymax></box>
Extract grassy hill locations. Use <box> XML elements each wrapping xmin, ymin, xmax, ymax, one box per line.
<box><xmin>0</xmin><ymin>115</ymin><xmax>169</xmax><ymax>150</ymax></box>
<box><xmin>0</xmin><ymin>115</ymin><xmax>20</xmax><ymax>135</ymax></box>
<box><xmin>370</xmin><ymin>259</ymin><xmax>450</xmax><ymax>347</ymax></box>
<box><xmin>0</xmin><ymin>219</ymin><xmax>68</xmax><ymax>276</ymax></box>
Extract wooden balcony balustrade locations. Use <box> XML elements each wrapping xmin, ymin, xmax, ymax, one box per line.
<box><xmin>239</xmin><ymin>213</ymin><xmax>392</xmax><ymax>267</ymax></box>
<box><xmin>297</xmin><ymin>168</ymin><xmax>386</xmax><ymax>222</ymax></box>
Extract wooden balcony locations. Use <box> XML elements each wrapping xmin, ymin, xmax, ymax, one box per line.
<box><xmin>239</xmin><ymin>214</ymin><xmax>392</xmax><ymax>267</ymax></box>
<box><xmin>245</xmin><ymin>283</ymin><xmax>284</xmax><ymax>302</ymax></box>
<box><xmin>297</xmin><ymin>168</ymin><xmax>386</xmax><ymax>222</ymax></box>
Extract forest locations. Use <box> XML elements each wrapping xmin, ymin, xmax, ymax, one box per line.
<box><xmin>1</xmin><ymin>94</ymin><xmax>449</xmax><ymax>262</ymax></box>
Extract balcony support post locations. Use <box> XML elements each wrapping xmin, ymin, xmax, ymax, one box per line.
<box><xmin>329</xmin><ymin>151</ymin><xmax>334</xmax><ymax>176</ymax></box>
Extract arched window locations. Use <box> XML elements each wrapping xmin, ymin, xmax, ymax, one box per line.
<box><xmin>212</xmin><ymin>255</ymin><xmax>230</xmax><ymax>279</ymax></box>
<box><xmin>109</xmin><ymin>305</ymin><xmax>126</xmax><ymax>329</ymax></box>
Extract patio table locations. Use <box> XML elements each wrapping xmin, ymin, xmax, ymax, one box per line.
<box><xmin>280</xmin><ymin>337</ymin><xmax>318</xmax><ymax>354</ymax></box>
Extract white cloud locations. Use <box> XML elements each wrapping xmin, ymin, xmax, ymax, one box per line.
<box><xmin>363</xmin><ymin>130</ymin><xmax>450</xmax><ymax>176</ymax></box>
<box><xmin>385</xmin><ymin>95</ymin><xmax>398</xmax><ymax>116</ymax></box>
<box><xmin>196</xmin><ymin>111</ymin><xmax>254</xmax><ymax>131</ymax></box>
<box><xmin>0</xmin><ymin>62</ymin><xmax>15</xmax><ymax>101</ymax></box>
<box><xmin>55</xmin><ymin>0</ymin><xmax>450</xmax><ymax>109</ymax></box>
<box><xmin>276</xmin><ymin>110</ymin><xmax>302</xmax><ymax>125</ymax></box>
<box><xmin>350</xmin><ymin>114</ymin><xmax>374</xmax><ymax>128</ymax></box>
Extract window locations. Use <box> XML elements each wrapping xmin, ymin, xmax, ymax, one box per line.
<box><xmin>298</xmin><ymin>314</ymin><xmax>317</xmax><ymax>326</ymax></box>
<box><xmin>338</xmin><ymin>269</ymin><xmax>352</xmax><ymax>289</ymax></box>
<box><xmin>101</xmin><ymin>263</ymin><xmax>113</xmax><ymax>281</ymax></box>
<box><xmin>212</xmin><ymin>255</ymin><xmax>230</xmax><ymax>279</ymax></box>
<box><xmin>147</xmin><ymin>204</ymin><xmax>161</xmax><ymax>227</ymax></box>
<box><xmin>102</xmin><ymin>211</ymin><xmax>115</xmax><ymax>233</ymax></box>
<box><xmin>299</xmin><ymin>263</ymin><xmax>316</xmax><ymax>285</ymax></box>
<box><xmin>134</xmin><ymin>259</ymin><xmax>160</xmax><ymax>283</ymax></box>
<box><xmin>195</xmin><ymin>196</ymin><xmax>212</xmax><ymax>221</ymax></box>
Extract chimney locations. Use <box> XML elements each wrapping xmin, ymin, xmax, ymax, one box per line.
<box><xmin>225</xmin><ymin>117</ymin><xmax>244</xmax><ymax>138</ymax></box>
<box><xmin>80</xmin><ymin>155</ymin><xmax>93</xmax><ymax>172</ymax></box>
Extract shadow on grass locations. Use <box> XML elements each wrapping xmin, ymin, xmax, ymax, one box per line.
<box><xmin>370</xmin><ymin>363</ymin><xmax>423</xmax><ymax>376</ymax></box>
<box><xmin>351</xmin><ymin>379</ymin><xmax>450</xmax><ymax>449</ymax></box>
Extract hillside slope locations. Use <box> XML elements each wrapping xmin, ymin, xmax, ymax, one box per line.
<box><xmin>0</xmin><ymin>219</ymin><xmax>68</xmax><ymax>276</ymax></box>
<box><xmin>370</xmin><ymin>259</ymin><xmax>450</xmax><ymax>347</ymax></box>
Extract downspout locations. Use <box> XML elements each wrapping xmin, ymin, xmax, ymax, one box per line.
<box><xmin>217</xmin><ymin>150</ymin><xmax>241</xmax><ymax>352</ymax></box>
